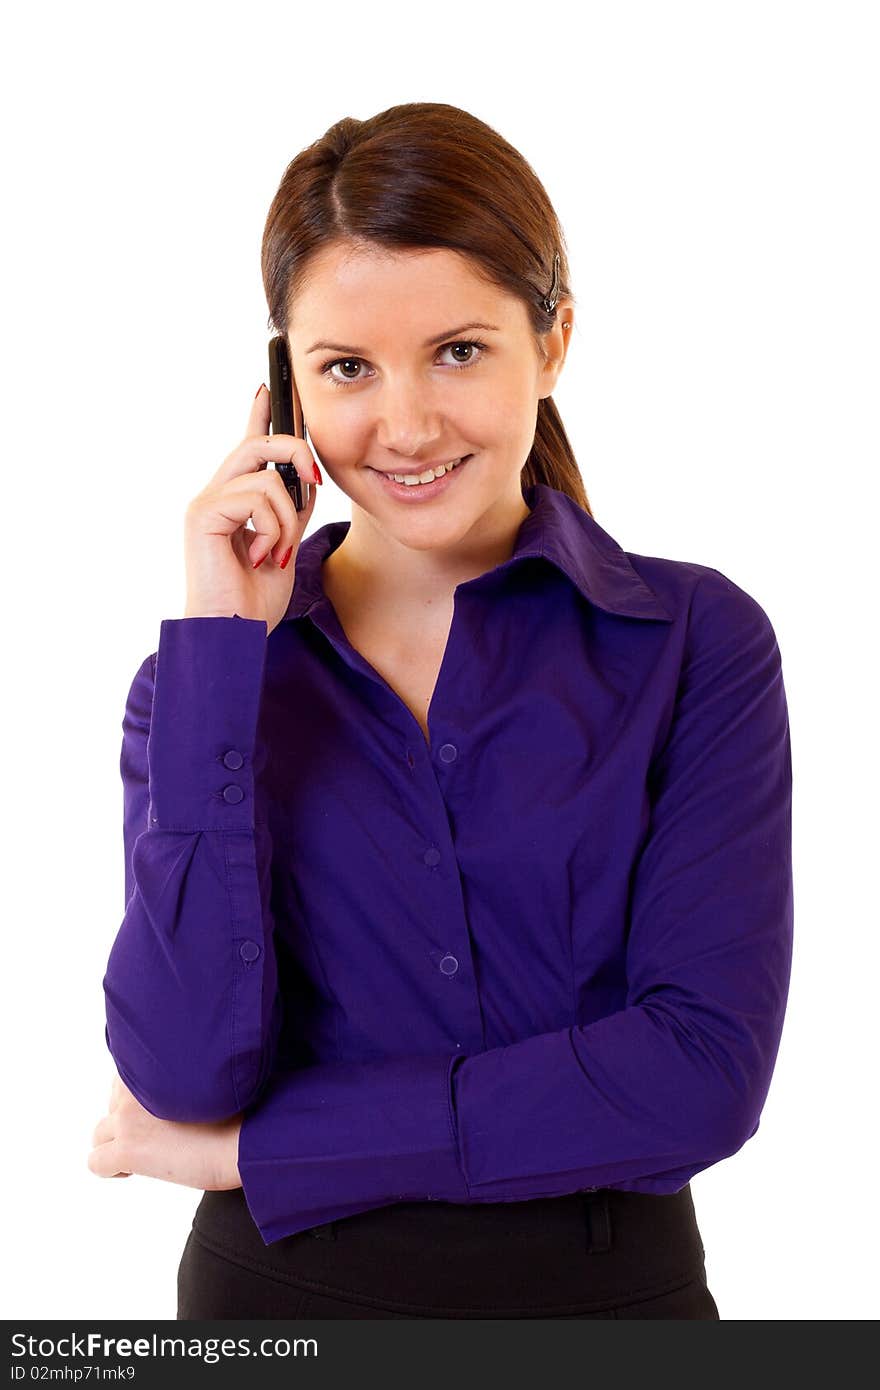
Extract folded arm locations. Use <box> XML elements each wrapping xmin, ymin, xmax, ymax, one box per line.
<box><xmin>103</xmin><ymin>617</ymin><xmax>283</xmax><ymax>1122</ymax></box>
<box><xmin>237</xmin><ymin>570</ymin><xmax>794</xmax><ymax>1244</ymax></box>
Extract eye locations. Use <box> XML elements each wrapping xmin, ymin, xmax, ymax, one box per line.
<box><xmin>320</xmin><ymin>339</ymin><xmax>489</xmax><ymax>389</ymax></box>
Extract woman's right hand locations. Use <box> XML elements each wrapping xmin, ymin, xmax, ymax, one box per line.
<box><xmin>183</xmin><ymin>383</ymin><xmax>321</xmax><ymax>635</ymax></box>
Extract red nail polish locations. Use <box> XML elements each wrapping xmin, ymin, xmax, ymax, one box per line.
<box><xmin>313</xmin><ymin>461</ymin><xmax>322</xmax><ymax>484</ymax></box>
<box><xmin>252</xmin><ymin>552</ymin><xmax>267</xmax><ymax>569</ymax></box>
<box><xmin>279</xmin><ymin>546</ymin><xmax>293</xmax><ymax>570</ymax></box>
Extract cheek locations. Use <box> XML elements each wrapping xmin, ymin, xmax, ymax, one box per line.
<box><xmin>305</xmin><ymin>401</ymin><xmax>372</xmax><ymax>461</ymax></box>
<box><xmin>470</xmin><ymin>370</ymin><xmax>536</xmax><ymax>435</ymax></box>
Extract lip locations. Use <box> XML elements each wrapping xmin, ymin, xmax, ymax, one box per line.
<box><xmin>369</xmin><ymin>455</ymin><xmax>473</xmax><ymax>502</ymax></box>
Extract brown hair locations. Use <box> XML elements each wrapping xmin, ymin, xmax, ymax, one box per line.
<box><xmin>261</xmin><ymin>102</ymin><xmax>592</xmax><ymax>515</ymax></box>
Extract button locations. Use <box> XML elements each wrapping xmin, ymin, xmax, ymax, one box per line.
<box><xmin>439</xmin><ymin>954</ymin><xmax>459</xmax><ymax>975</ymax></box>
<box><xmin>223</xmin><ymin>784</ymin><xmax>245</xmax><ymax>804</ymax></box>
<box><xmin>423</xmin><ymin>847</ymin><xmax>441</xmax><ymax>867</ymax></box>
<box><xmin>438</xmin><ymin>743</ymin><xmax>458</xmax><ymax>763</ymax></box>
<box><xmin>239</xmin><ymin>940</ymin><xmax>260</xmax><ymax>962</ymax></box>
<box><xmin>223</xmin><ymin>749</ymin><xmax>244</xmax><ymax>770</ymax></box>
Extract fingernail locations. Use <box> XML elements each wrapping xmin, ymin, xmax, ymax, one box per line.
<box><xmin>254</xmin><ymin>382</ymin><xmax>265</xmax><ymax>399</ymax></box>
<box><xmin>252</xmin><ymin>552</ymin><xmax>267</xmax><ymax>569</ymax></box>
<box><xmin>313</xmin><ymin>461</ymin><xmax>322</xmax><ymax>484</ymax></box>
<box><xmin>279</xmin><ymin>547</ymin><xmax>293</xmax><ymax>570</ymax></box>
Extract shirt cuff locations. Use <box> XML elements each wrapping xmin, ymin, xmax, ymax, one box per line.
<box><xmin>237</xmin><ymin>1053</ymin><xmax>471</xmax><ymax>1244</ymax></box>
<box><xmin>149</xmin><ymin>616</ymin><xmax>268</xmax><ymax>829</ymax></box>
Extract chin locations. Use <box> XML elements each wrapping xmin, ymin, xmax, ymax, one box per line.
<box><xmin>374</xmin><ymin>502</ymin><xmax>483</xmax><ymax>550</ymax></box>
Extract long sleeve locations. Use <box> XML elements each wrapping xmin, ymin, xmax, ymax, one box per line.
<box><xmin>103</xmin><ymin>616</ymin><xmax>283</xmax><ymax>1122</ymax></box>
<box><xmin>237</xmin><ymin>570</ymin><xmax>793</xmax><ymax>1244</ymax></box>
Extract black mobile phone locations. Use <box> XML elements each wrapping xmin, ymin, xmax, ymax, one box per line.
<box><xmin>268</xmin><ymin>335</ymin><xmax>310</xmax><ymax>512</ymax></box>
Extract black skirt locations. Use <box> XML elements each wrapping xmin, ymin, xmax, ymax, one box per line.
<box><xmin>177</xmin><ymin>1184</ymin><xmax>719</xmax><ymax>1319</ymax></box>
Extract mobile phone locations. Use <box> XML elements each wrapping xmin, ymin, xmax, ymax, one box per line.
<box><xmin>268</xmin><ymin>335</ymin><xmax>310</xmax><ymax>512</ymax></box>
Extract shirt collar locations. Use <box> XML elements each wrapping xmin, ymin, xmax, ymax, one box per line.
<box><xmin>281</xmin><ymin>482</ymin><xmax>673</xmax><ymax>624</ymax></box>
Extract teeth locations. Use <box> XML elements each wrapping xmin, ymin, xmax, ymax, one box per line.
<box><xmin>388</xmin><ymin>458</ymin><xmax>464</xmax><ymax>485</ymax></box>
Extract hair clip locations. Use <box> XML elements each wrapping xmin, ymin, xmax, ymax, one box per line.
<box><xmin>543</xmin><ymin>251</ymin><xmax>561</xmax><ymax>314</ymax></box>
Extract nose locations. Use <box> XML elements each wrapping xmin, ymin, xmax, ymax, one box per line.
<box><xmin>374</xmin><ymin>378</ymin><xmax>444</xmax><ymax>458</ymax></box>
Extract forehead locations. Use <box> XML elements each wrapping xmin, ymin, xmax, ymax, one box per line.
<box><xmin>290</xmin><ymin>242</ymin><xmax>518</xmax><ymax>337</ymax></box>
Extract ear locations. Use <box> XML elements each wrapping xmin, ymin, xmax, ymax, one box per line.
<box><xmin>538</xmin><ymin>298</ymin><xmax>574</xmax><ymax>400</ymax></box>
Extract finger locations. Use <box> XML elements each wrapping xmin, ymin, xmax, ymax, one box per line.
<box><xmin>88</xmin><ymin>1140</ymin><xmax>128</xmax><ymax>1179</ymax></box>
<box><xmin>215</xmin><ymin>429</ymin><xmax>318</xmax><ymax>491</ymax></box>
<box><xmin>246</xmin><ymin>381</ymin><xmax>271</xmax><ymax>438</ymax></box>
<box><xmin>270</xmin><ymin>469</ymin><xmax>318</xmax><ymax>558</ymax></box>
<box><xmin>216</xmin><ymin>487</ymin><xmax>284</xmax><ymax>567</ymax></box>
<box><xmin>225</xmin><ymin>469</ymin><xmax>306</xmax><ymax>569</ymax></box>
<box><xmin>257</xmin><ymin>485</ymin><xmax>313</xmax><ymax>568</ymax></box>
<box><xmin>91</xmin><ymin>1116</ymin><xmax>114</xmax><ymax>1147</ymax></box>
<box><xmin>255</xmin><ymin>467</ymin><xmax>314</xmax><ymax>568</ymax></box>
<box><xmin>188</xmin><ymin>470</ymin><xmax>290</xmax><ymax>550</ymax></box>
<box><xmin>264</xmin><ymin>465</ymin><xmax>317</xmax><ymax>564</ymax></box>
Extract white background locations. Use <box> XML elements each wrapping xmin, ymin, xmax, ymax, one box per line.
<box><xmin>3</xmin><ymin>0</ymin><xmax>877</xmax><ymax>1321</ymax></box>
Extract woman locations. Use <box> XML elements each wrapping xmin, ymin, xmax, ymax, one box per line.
<box><xmin>90</xmin><ymin>102</ymin><xmax>793</xmax><ymax>1319</ymax></box>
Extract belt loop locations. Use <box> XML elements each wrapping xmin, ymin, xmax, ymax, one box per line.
<box><xmin>583</xmin><ymin>1190</ymin><xmax>611</xmax><ymax>1254</ymax></box>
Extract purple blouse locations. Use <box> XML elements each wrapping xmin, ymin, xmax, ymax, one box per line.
<box><xmin>102</xmin><ymin>482</ymin><xmax>793</xmax><ymax>1244</ymax></box>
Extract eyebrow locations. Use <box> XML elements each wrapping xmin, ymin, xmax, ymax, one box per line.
<box><xmin>305</xmin><ymin>321</ymin><xmax>502</xmax><ymax>355</ymax></box>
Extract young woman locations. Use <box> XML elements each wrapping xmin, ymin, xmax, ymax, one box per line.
<box><xmin>90</xmin><ymin>102</ymin><xmax>793</xmax><ymax>1320</ymax></box>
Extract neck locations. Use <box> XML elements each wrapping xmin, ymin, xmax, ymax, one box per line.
<box><xmin>325</xmin><ymin>484</ymin><xmax>532</xmax><ymax>616</ymax></box>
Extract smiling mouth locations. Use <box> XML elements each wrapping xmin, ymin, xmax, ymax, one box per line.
<box><xmin>372</xmin><ymin>456</ymin><xmax>471</xmax><ymax>486</ymax></box>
